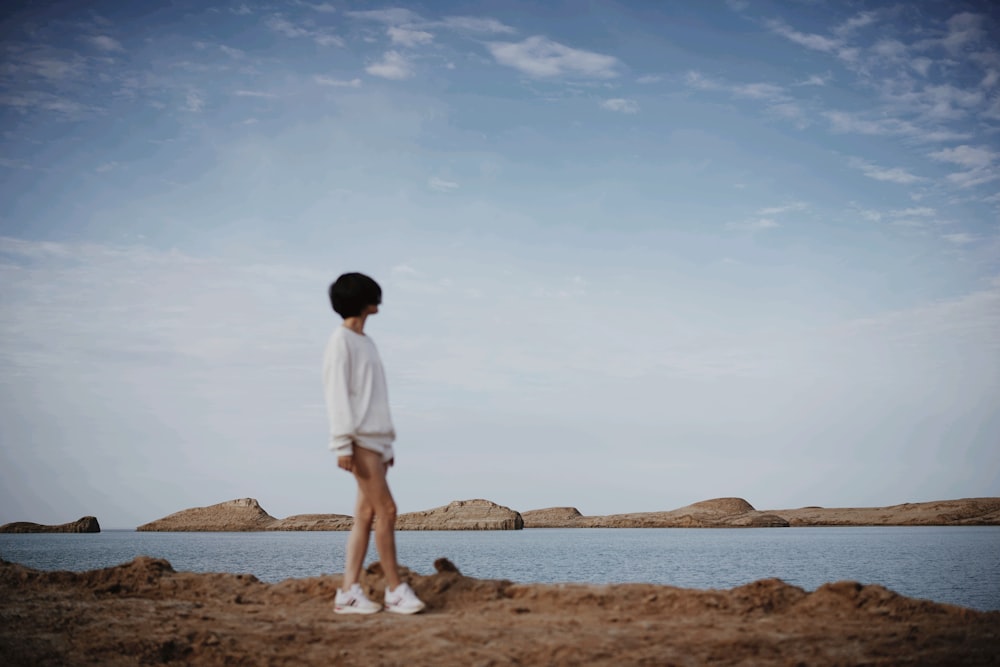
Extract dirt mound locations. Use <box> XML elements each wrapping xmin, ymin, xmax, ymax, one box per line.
<box><xmin>2</xmin><ymin>556</ymin><xmax>997</xmax><ymax>666</ymax></box>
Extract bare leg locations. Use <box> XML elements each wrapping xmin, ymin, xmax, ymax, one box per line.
<box><xmin>345</xmin><ymin>446</ymin><xmax>402</xmax><ymax>590</ymax></box>
<box><xmin>341</xmin><ymin>483</ymin><xmax>375</xmax><ymax>589</ymax></box>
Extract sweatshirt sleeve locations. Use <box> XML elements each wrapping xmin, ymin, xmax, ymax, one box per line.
<box><xmin>323</xmin><ymin>333</ymin><xmax>356</xmax><ymax>457</ymax></box>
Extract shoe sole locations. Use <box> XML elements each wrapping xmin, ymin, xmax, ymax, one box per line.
<box><xmin>385</xmin><ymin>603</ymin><xmax>426</xmax><ymax>615</ymax></box>
<box><xmin>334</xmin><ymin>605</ymin><xmax>381</xmax><ymax>615</ymax></box>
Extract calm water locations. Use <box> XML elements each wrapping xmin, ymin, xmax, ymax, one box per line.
<box><xmin>2</xmin><ymin>527</ymin><xmax>998</xmax><ymax>611</ymax></box>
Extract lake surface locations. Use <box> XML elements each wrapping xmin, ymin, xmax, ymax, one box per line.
<box><xmin>2</xmin><ymin>526</ymin><xmax>998</xmax><ymax>611</ymax></box>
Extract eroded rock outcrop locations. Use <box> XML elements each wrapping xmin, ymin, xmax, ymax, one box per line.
<box><xmin>396</xmin><ymin>499</ymin><xmax>524</xmax><ymax>530</ymax></box>
<box><xmin>137</xmin><ymin>498</ymin><xmax>524</xmax><ymax>531</ymax></box>
<box><xmin>523</xmin><ymin>498</ymin><xmax>790</xmax><ymax>528</ymax></box>
<box><xmin>269</xmin><ymin>514</ymin><xmax>354</xmax><ymax>531</ymax></box>
<box><xmin>136</xmin><ymin>498</ymin><xmax>277</xmax><ymax>532</ymax></box>
<box><xmin>522</xmin><ymin>497</ymin><xmax>1000</xmax><ymax>528</ymax></box>
<box><xmin>520</xmin><ymin>507</ymin><xmax>584</xmax><ymax>528</ymax></box>
<box><xmin>767</xmin><ymin>498</ymin><xmax>1000</xmax><ymax>526</ymax></box>
<box><xmin>0</xmin><ymin>516</ymin><xmax>100</xmax><ymax>533</ymax></box>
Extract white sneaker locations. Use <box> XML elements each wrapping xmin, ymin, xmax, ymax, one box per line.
<box><xmin>334</xmin><ymin>583</ymin><xmax>381</xmax><ymax>615</ymax></box>
<box><xmin>384</xmin><ymin>582</ymin><xmax>426</xmax><ymax>615</ymax></box>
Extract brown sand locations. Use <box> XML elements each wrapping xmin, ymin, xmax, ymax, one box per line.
<box><xmin>2</xmin><ymin>556</ymin><xmax>998</xmax><ymax>666</ymax></box>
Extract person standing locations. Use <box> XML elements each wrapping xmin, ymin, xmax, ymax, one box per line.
<box><xmin>322</xmin><ymin>272</ymin><xmax>425</xmax><ymax>615</ymax></box>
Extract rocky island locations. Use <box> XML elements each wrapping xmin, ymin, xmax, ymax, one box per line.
<box><xmin>0</xmin><ymin>516</ymin><xmax>100</xmax><ymax>533</ymax></box>
<box><xmin>2</xmin><ymin>555</ymin><xmax>997</xmax><ymax>665</ymax></box>
<box><xmin>136</xmin><ymin>498</ymin><xmax>523</xmax><ymax>532</ymax></box>
<box><xmin>133</xmin><ymin>496</ymin><xmax>1000</xmax><ymax>532</ymax></box>
<box><xmin>522</xmin><ymin>496</ymin><xmax>1000</xmax><ymax>528</ymax></box>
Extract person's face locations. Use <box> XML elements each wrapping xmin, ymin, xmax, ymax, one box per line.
<box><xmin>364</xmin><ymin>302</ymin><xmax>379</xmax><ymax>316</ymax></box>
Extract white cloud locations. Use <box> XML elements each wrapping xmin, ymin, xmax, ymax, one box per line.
<box><xmin>266</xmin><ymin>15</ymin><xmax>343</xmax><ymax>47</ymax></box>
<box><xmin>346</xmin><ymin>8</ymin><xmax>422</xmax><ymax>25</ymax></box>
<box><xmin>95</xmin><ymin>162</ymin><xmax>118</xmax><ymax>173</ymax></box>
<box><xmin>0</xmin><ymin>91</ymin><xmax>89</xmax><ymax>116</ymax></box>
<box><xmin>219</xmin><ymin>45</ymin><xmax>245</xmax><ymax>59</ymax></box>
<box><xmin>366</xmin><ymin>51</ymin><xmax>414</xmax><ymax>80</ymax></box>
<box><xmin>929</xmin><ymin>145</ymin><xmax>999</xmax><ymax>189</ymax></box>
<box><xmin>946</xmin><ymin>169</ymin><xmax>999</xmax><ymax>189</ymax></box>
<box><xmin>391</xmin><ymin>264</ymin><xmax>420</xmax><ymax>276</ymax></box>
<box><xmin>686</xmin><ymin>71</ymin><xmax>807</xmax><ymax>127</ymax></box>
<box><xmin>314</xmin><ymin>76</ymin><xmax>362</xmax><ymax>88</ymax></box>
<box><xmin>183</xmin><ymin>92</ymin><xmax>204</xmax><ymax>112</ymax></box>
<box><xmin>767</xmin><ymin>19</ymin><xmax>840</xmax><ymax>54</ymax></box>
<box><xmin>928</xmin><ymin>145</ymin><xmax>997</xmax><ymax>169</ymax></box>
<box><xmin>798</xmin><ymin>74</ymin><xmax>830</xmax><ymax>86</ymax></box>
<box><xmin>823</xmin><ymin>111</ymin><xmax>969</xmax><ymax>143</ymax></box>
<box><xmin>943</xmin><ymin>233</ymin><xmax>977</xmax><ymax>245</ymax></box>
<box><xmin>428</xmin><ymin>177</ymin><xmax>459</xmax><ymax>192</ymax></box>
<box><xmin>825</xmin><ymin>111</ymin><xmax>905</xmax><ymax>136</ymax></box>
<box><xmin>487</xmin><ymin>36</ymin><xmax>619</xmax><ymax>79</ymax></box>
<box><xmin>600</xmin><ymin>98</ymin><xmax>639</xmax><ymax>114</ymax></box>
<box><xmin>234</xmin><ymin>90</ymin><xmax>275</xmax><ymax>98</ymax></box>
<box><xmin>733</xmin><ymin>82</ymin><xmax>785</xmax><ymax>100</ymax></box>
<box><xmin>388</xmin><ymin>26</ymin><xmax>433</xmax><ymax>47</ymax></box>
<box><xmin>726</xmin><ymin>218</ymin><xmax>780</xmax><ymax>232</ymax></box>
<box><xmin>267</xmin><ymin>15</ymin><xmax>310</xmax><ymax>38</ymax></box>
<box><xmin>849</xmin><ymin>158</ymin><xmax>924</xmax><ymax>185</ymax></box>
<box><xmin>834</xmin><ymin>11</ymin><xmax>878</xmax><ymax>37</ymax></box>
<box><xmin>892</xmin><ymin>207</ymin><xmax>936</xmax><ymax>218</ymax></box>
<box><xmin>440</xmin><ymin>16</ymin><xmax>516</xmax><ymax>34</ymax></box>
<box><xmin>314</xmin><ymin>34</ymin><xmax>346</xmax><ymax>47</ymax></box>
<box><xmin>88</xmin><ymin>35</ymin><xmax>123</xmax><ymax>52</ymax></box>
<box><xmin>231</xmin><ymin>4</ymin><xmax>252</xmax><ymax>15</ymax></box>
<box><xmin>910</xmin><ymin>57</ymin><xmax>933</xmax><ymax>77</ymax></box>
<box><xmin>304</xmin><ymin>2</ymin><xmax>337</xmax><ymax>12</ymax></box>
<box><xmin>757</xmin><ymin>202</ymin><xmax>807</xmax><ymax>215</ymax></box>
<box><xmin>636</xmin><ymin>74</ymin><xmax>662</xmax><ymax>84</ymax></box>
<box><xmin>941</xmin><ymin>12</ymin><xmax>986</xmax><ymax>55</ymax></box>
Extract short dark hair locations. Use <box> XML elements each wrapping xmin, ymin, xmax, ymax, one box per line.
<box><xmin>329</xmin><ymin>272</ymin><xmax>382</xmax><ymax>318</ymax></box>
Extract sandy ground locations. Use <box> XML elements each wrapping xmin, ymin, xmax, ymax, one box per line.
<box><xmin>2</xmin><ymin>556</ymin><xmax>998</xmax><ymax>666</ymax></box>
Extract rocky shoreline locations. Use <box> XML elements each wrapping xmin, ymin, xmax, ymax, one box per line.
<box><xmin>2</xmin><ymin>555</ymin><xmax>998</xmax><ymax>666</ymax></box>
<box><xmin>131</xmin><ymin>496</ymin><xmax>1000</xmax><ymax>532</ymax></box>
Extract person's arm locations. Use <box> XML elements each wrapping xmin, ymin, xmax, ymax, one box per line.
<box><xmin>323</xmin><ymin>333</ymin><xmax>356</xmax><ymax>469</ymax></box>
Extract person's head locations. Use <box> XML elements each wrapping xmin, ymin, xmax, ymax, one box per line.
<box><xmin>329</xmin><ymin>272</ymin><xmax>382</xmax><ymax>319</ymax></box>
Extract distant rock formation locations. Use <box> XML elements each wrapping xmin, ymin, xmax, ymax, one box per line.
<box><xmin>569</xmin><ymin>498</ymin><xmax>790</xmax><ymax>528</ymax></box>
<box><xmin>137</xmin><ymin>498</ymin><xmax>523</xmax><ymax>531</ymax></box>
<box><xmin>136</xmin><ymin>498</ymin><xmax>277</xmax><ymax>532</ymax></box>
<box><xmin>520</xmin><ymin>507</ymin><xmax>585</xmax><ymax>528</ymax></box>
<box><xmin>396</xmin><ymin>499</ymin><xmax>524</xmax><ymax>531</ymax></box>
<box><xmin>0</xmin><ymin>516</ymin><xmax>101</xmax><ymax>534</ymax></box>
<box><xmin>766</xmin><ymin>498</ymin><xmax>1000</xmax><ymax>527</ymax></box>
<box><xmin>135</xmin><ymin>496</ymin><xmax>1000</xmax><ymax>532</ymax></box>
<box><xmin>524</xmin><ymin>498</ymin><xmax>789</xmax><ymax>528</ymax></box>
<box><xmin>522</xmin><ymin>497</ymin><xmax>1000</xmax><ymax>528</ymax></box>
<box><xmin>269</xmin><ymin>514</ymin><xmax>353</xmax><ymax>531</ymax></box>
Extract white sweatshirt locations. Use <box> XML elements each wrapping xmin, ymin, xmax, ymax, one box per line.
<box><xmin>322</xmin><ymin>326</ymin><xmax>396</xmax><ymax>457</ymax></box>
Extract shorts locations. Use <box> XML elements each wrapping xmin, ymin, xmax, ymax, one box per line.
<box><xmin>354</xmin><ymin>437</ymin><xmax>395</xmax><ymax>463</ymax></box>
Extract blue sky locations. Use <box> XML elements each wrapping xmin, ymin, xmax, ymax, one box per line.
<box><xmin>1</xmin><ymin>1</ymin><xmax>998</xmax><ymax>529</ymax></box>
